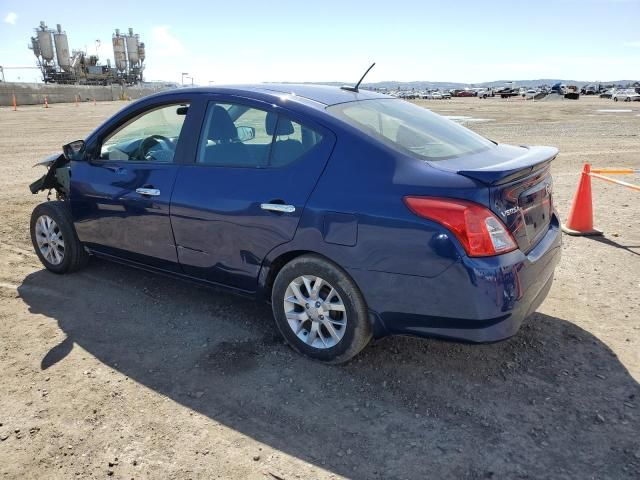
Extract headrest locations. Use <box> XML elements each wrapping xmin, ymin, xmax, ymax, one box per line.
<box><xmin>208</xmin><ymin>105</ymin><xmax>238</xmax><ymax>142</ymax></box>
<box><xmin>266</xmin><ymin>112</ymin><xmax>294</xmax><ymax>136</ymax></box>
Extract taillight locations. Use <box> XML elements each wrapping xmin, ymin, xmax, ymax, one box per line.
<box><xmin>404</xmin><ymin>196</ymin><xmax>517</xmax><ymax>257</ymax></box>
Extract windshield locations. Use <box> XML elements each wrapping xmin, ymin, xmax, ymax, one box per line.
<box><xmin>327</xmin><ymin>99</ymin><xmax>494</xmax><ymax>160</ymax></box>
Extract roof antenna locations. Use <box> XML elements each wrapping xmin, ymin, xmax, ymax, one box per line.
<box><xmin>341</xmin><ymin>62</ymin><xmax>376</xmax><ymax>92</ymax></box>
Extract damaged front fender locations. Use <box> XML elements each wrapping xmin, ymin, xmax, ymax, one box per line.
<box><xmin>29</xmin><ymin>153</ymin><xmax>70</xmax><ymax>198</ymax></box>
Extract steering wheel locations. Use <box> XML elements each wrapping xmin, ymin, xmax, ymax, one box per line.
<box><xmin>136</xmin><ymin>135</ymin><xmax>175</xmax><ymax>161</ymax></box>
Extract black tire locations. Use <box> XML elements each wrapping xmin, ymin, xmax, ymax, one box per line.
<box><xmin>614</xmin><ymin>97</ymin><xmax>618</xmax><ymax>102</ymax></box>
<box><xmin>30</xmin><ymin>201</ymin><xmax>89</xmax><ymax>274</ymax></box>
<box><xmin>271</xmin><ymin>254</ymin><xmax>372</xmax><ymax>364</ymax></box>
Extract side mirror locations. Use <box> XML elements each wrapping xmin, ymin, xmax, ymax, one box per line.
<box><xmin>62</xmin><ymin>140</ymin><xmax>85</xmax><ymax>161</ymax></box>
<box><xmin>236</xmin><ymin>126</ymin><xmax>255</xmax><ymax>143</ymax></box>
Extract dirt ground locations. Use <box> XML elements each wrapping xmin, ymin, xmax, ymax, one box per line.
<box><xmin>0</xmin><ymin>96</ymin><xmax>638</xmax><ymax>479</ymax></box>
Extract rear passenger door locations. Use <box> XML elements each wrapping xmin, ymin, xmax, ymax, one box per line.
<box><xmin>170</xmin><ymin>97</ymin><xmax>335</xmax><ymax>291</ymax></box>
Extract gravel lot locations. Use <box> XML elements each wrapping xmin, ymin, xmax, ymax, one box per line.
<box><xmin>0</xmin><ymin>96</ymin><xmax>638</xmax><ymax>479</ymax></box>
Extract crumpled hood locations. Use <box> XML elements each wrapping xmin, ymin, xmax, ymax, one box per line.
<box><xmin>33</xmin><ymin>152</ymin><xmax>63</xmax><ymax>168</ymax></box>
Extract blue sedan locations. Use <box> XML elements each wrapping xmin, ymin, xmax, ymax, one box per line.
<box><xmin>29</xmin><ymin>84</ymin><xmax>561</xmax><ymax>363</ymax></box>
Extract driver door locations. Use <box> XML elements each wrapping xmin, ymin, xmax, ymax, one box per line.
<box><xmin>71</xmin><ymin>102</ymin><xmax>192</xmax><ymax>271</ymax></box>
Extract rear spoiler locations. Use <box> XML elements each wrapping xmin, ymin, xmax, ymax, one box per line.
<box><xmin>457</xmin><ymin>146</ymin><xmax>558</xmax><ymax>185</ymax></box>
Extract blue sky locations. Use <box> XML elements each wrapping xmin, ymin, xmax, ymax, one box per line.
<box><xmin>1</xmin><ymin>0</ymin><xmax>639</xmax><ymax>84</ymax></box>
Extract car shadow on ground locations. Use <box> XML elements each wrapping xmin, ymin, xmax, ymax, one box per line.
<box><xmin>18</xmin><ymin>259</ymin><xmax>640</xmax><ymax>479</ymax></box>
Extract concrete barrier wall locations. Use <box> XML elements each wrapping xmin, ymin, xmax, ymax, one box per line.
<box><xmin>0</xmin><ymin>82</ymin><xmax>171</xmax><ymax>106</ymax></box>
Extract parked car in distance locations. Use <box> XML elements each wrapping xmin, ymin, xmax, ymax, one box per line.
<box><xmin>425</xmin><ymin>91</ymin><xmax>443</xmax><ymax>99</ymax></box>
<box><xmin>423</xmin><ymin>91</ymin><xmax>447</xmax><ymax>100</ymax></box>
<box><xmin>29</xmin><ymin>84</ymin><xmax>561</xmax><ymax>363</ymax></box>
<box><xmin>599</xmin><ymin>89</ymin><xmax>614</xmax><ymax>99</ymax></box>
<box><xmin>613</xmin><ymin>89</ymin><xmax>640</xmax><ymax>102</ymax></box>
<box><xmin>418</xmin><ymin>91</ymin><xmax>438</xmax><ymax>99</ymax></box>
<box><xmin>476</xmin><ymin>88</ymin><xmax>494</xmax><ymax>99</ymax></box>
<box><xmin>455</xmin><ymin>90</ymin><xmax>475</xmax><ymax>97</ymax></box>
<box><xmin>564</xmin><ymin>85</ymin><xmax>580</xmax><ymax>100</ymax></box>
<box><xmin>495</xmin><ymin>86</ymin><xmax>519</xmax><ymax>98</ymax></box>
<box><xmin>397</xmin><ymin>91</ymin><xmax>418</xmax><ymax>100</ymax></box>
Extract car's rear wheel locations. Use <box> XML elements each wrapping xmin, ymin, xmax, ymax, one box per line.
<box><xmin>271</xmin><ymin>254</ymin><xmax>372</xmax><ymax>364</ymax></box>
<box><xmin>614</xmin><ymin>97</ymin><xmax>618</xmax><ymax>102</ymax></box>
<box><xmin>30</xmin><ymin>201</ymin><xmax>89</xmax><ymax>274</ymax></box>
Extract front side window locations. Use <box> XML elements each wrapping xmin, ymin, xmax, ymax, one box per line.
<box><xmin>327</xmin><ymin>99</ymin><xmax>494</xmax><ymax>160</ymax></box>
<box><xmin>197</xmin><ymin>102</ymin><xmax>323</xmax><ymax>167</ymax></box>
<box><xmin>100</xmin><ymin>103</ymin><xmax>189</xmax><ymax>163</ymax></box>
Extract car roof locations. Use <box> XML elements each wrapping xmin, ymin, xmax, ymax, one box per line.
<box><xmin>155</xmin><ymin>83</ymin><xmax>391</xmax><ymax>108</ymax></box>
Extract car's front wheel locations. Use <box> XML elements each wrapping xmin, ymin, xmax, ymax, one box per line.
<box><xmin>271</xmin><ymin>254</ymin><xmax>372</xmax><ymax>364</ymax></box>
<box><xmin>30</xmin><ymin>201</ymin><xmax>89</xmax><ymax>274</ymax></box>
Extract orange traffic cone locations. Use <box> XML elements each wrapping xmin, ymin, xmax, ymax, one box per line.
<box><xmin>561</xmin><ymin>164</ymin><xmax>602</xmax><ymax>236</ymax></box>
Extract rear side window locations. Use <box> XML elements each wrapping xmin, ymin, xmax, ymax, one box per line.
<box><xmin>197</xmin><ymin>102</ymin><xmax>323</xmax><ymax>168</ymax></box>
<box><xmin>269</xmin><ymin>114</ymin><xmax>324</xmax><ymax>167</ymax></box>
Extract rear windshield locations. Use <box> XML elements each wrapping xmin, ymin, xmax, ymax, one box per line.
<box><xmin>327</xmin><ymin>99</ymin><xmax>494</xmax><ymax>160</ymax></box>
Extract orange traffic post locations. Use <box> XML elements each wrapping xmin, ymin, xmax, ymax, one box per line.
<box><xmin>590</xmin><ymin>168</ymin><xmax>639</xmax><ymax>175</ymax></box>
<box><xmin>93</xmin><ymin>97</ymin><xmax>96</xmax><ymax>105</ymax></box>
<box><xmin>44</xmin><ymin>96</ymin><xmax>49</xmax><ymax>108</ymax></box>
<box><xmin>589</xmin><ymin>172</ymin><xmax>640</xmax><ymax>192</ymax></box>
<box><xmin>12</xmin><ymin>94</ymin><xmax>17</xmax><ymax>111</ymax></box>
<box><xmin>75</xmin><ymin>95</ymin><xmax>78</xmax><ymax>107</ymax></box>
<box><xmin>561</xmin><ymin>164</ymin><xmax>603</xmax><ymax>236</ymax></box>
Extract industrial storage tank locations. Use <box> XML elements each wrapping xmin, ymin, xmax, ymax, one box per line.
<box><xmin>137</xmin><ymin>42</ymin><xmax>146</xmax><ymax>63</ymax></box>
<box><xmin>37</xmin><ymin>22</ymin><xmax>54</xmax><ymax>61</ymax></box>
<box><xmin>30</xmin><ymin>37</ymin><xmax>41</xmax><ymax>58</ymax></box>
<box><xmin>53</xmin><ymin>24</ymin><xmax>71</xmax><ymax>72</ymax></box>
<box><xmin>125</xmin><ymin>28</ymin><xmax>139</xmax><ymax>65</ymax></box>
<box><xmin>112</xmin><ymin>29</ymin><xmax>127</xmax><ymax>72</ymax></box>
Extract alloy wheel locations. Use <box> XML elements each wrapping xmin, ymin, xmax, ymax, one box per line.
<box><xmin>283</xmin><ymin>275</ymin><xmax>347</xmax><ymax>349</ymax></box>
<box><xmin>35</xmin><ymin>215</ymin><xmax>65</xmax><ymax>265</ymax></box>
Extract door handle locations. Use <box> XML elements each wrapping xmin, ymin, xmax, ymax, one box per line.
<box><xmin>260</xmin><ymin>203</ymin><xmax>295</xmax><ymax>213</ymax></box>
<box><xmin>135</xmin><ymin>188</ymin><xmax>161</xmax><ymax>196</ymax></box>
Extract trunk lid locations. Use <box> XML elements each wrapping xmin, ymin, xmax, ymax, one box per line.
<box><xmin>429</xmin><ymin>144</ymin><xmax>558</xmax><ymax>253</ymax></box>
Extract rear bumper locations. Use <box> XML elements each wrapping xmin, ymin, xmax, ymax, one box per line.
<box><xmin>350</xmin><ymin>216</ymin><xmax>562</xmax><ymax>342</ymax></box>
